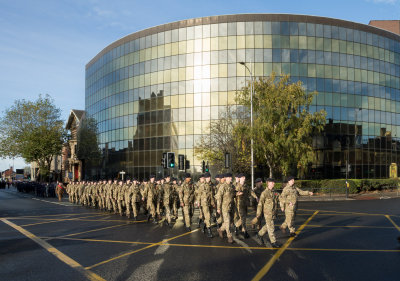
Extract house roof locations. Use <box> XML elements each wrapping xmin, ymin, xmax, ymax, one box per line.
<box><xmin>66</xmin><ymin>109</ymin><xmax>85</xmax><ymax>130</ymax></box>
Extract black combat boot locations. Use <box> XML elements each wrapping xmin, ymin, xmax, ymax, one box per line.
<box><xmin>256</xmin><ymin>233</ymin><xmax>265</xmax><ymax>246</ymax></box>
<box><xmin>271</xmin><ymin>241</ymin><xmax>282</xmax><ymax>248</ymax></box>
<box><xmin>207</xmin><ymin>227</ymin><xmax>213</xmax><ymax>238</ymax></box>
<box><xmin>202</xmin><ymin>223</ymin><xmax>206</xmax><ymax>234</ymax></box>
<box><xmin>152</xmin><ymin>218</ymin><xmax>158</xmax><ymax>224</ymax></box>
<box><xmin>242</xmin><ymin>231</ymin><xmax>250</xmax><ymax>239</ymax></box>
<box><xmin>289</xmin><ymin>232</ymin><xmax>296</xmax><ymax>237</ymax></box>
<box><xmin>147</xmin><ymin>214</ymin><xmax>152</xmax><ymax>222</ymax></box>
<box><xmin>234</xmin><ymin>226</ymin><xmax>239</xmax><ymax>236</ymax></box>
<box><xmin>186</xmin><ymin>226</ymin><xmax>191</xmax><ymax>232</ymax></box>
<box><xmin>197</xmin><ymin>218</ymin><xmax>203</xmax><ymax>228</ymax></box>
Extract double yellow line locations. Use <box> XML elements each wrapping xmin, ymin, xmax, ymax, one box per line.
<box><xmin>1</xmin><ymin>218</ymin><xmax>105</xmax><ymax>281</ymax></box>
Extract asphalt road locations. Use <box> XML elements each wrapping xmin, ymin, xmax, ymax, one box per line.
<box><xmin>1</xmin><ymin>187</ymin><xmax>399</xmax><ymax>281</ymax></box>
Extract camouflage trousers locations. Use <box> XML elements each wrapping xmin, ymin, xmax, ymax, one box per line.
<box><xmin>125</xmin><ymin>199</ymin><xmax>131</xmax><ymax>216</ymax></box>
<box><xmin>201</xmin><ymin>204</ymin><xmax>212</xmax><ymax>228</ymax></box>
<box><xmin>163</xmin><ymin>200</ymin><xmax>171</xmax><ymax>224</ymax></box>
<box><xmin>281</xmin><ymin>204</ymin><xmax>296</xmax><ymax>233</ymax></box>
<box><xmin>259</xmin><ymin>213</ymin><xmax>276</xmax><ymax>243</ymax></box>
<box><xmin>182</xmin><ymin>203</ymin><xmax>193</xmax><ymax>227</ymax></box>
<box><xmin>234</xmin><ymin>206</ymin><xmax>247</xmax><ymax>231</ymax></box>
<box><xmin>147</xmin><ymin>200</ymin><xmax>156</xmax><ymax>217</ymax></box>
<box><xmin>220</xmin><ymin>207</ymin><xmax>233</xmax><ymax>238</ymax></box>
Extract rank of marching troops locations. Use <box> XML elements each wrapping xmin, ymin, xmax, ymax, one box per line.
<box><xmin>65</xmin><ymin>173</ymin><xmax>313</xmax><ymax>247</ymax></box>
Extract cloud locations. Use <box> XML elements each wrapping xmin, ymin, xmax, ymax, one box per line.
<box><xmin>367</xmin><ymin>0</ymin><xmax>398</xmax><ymax>4</ymax></box>
<box><xmin>93</xmin><ymin>6</ymin><xmax>114</xmax><ymax>17</ymax></box>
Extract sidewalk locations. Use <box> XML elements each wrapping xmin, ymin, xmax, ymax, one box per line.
<box><xmin>299</xmin><ymin>189</ymin><xmax>400</xmax><ymax>201</ymax></box>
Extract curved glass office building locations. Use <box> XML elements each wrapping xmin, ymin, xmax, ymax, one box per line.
<box><xmin>85</xmin><ymin>14</ymin><xmax>400</xmax><ymax>179</ymax></box>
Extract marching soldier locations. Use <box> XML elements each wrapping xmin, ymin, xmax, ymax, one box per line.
<box><xmin>233</xmin><ymin>174</ymin><xmax>251</xmax><ymax>238</ymax></box>
<box><xmin>199</xmin><ymin>172</ymin><xmax>215</xmax><ymax>238</ymax></box>
<box><xmin>142</xmin><ymin>175</ymin><xmax>157</xmax><ymax>223</ymax></box>
<box><xmin>280</xmin><ymin>176</ymin><xmax>313</xmax><ymax>237</ymax></box>
<box><xmin>171</xmin><ymin>177</ymin><xmax>180</xmax><ymax>219</ymax></box>
<box><xmin>130</xmin><ymin>178</ymin><xmax>141</xmax><ymax>220</ymax></box>
<box><xmin>162</xmin><ymin>175</ymin><xmax>173</xmax><ymax>227</ymax></box>
<box><xmin>155</xmin><ymin>176</ymin><xmax>163</xmax><ymax>221</ymax></box>
<box><xmin>255</xmin><ymin>178</ymin><xmax>281</xmax><ymax>248</ymax></box>
<box><xmin>195</xmin><ymin>174</ymin><xmax>205</xmax><ymax>228</ymax></box>
<box><xmin>216</xmin><ymin>173</ymin><xmax>236</xmax><ymax>244</ymax></box>
<box><xmin>179</xmin><ymin>173</ymin><xmax>194</xmax><ymax>231</ymax></box>
<box><xmin>124</xmin><ymin>178</ymin><xmax>133</xmax><ymax>218</ymax></box>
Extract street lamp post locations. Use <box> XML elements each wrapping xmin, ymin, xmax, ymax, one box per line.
<box><xmin>354</xmin><ymin>108</ymin><xmax>362</xmax><ymax>179</ymax></box>
<box><xmin>239</xmin><ymin>62</ymin><xmax>254</xmax><ymax>190</ymax></box>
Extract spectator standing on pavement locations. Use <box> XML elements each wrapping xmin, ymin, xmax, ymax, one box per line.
<box><xmin>279</xmin><ymin>176</ymin><xmax>313</xmax><ymax>237</ymax></box>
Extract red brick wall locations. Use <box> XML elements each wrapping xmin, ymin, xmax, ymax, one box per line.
<box><xmin>369</xmin><ymin>20</ymin><xmax>400</xmax><ymax>35</ymax></box>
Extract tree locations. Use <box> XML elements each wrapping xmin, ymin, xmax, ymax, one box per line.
<box><xmin>235</xmin><ymin>73</ymin><xmax>326</xmax><ymax>178</ymax></box>
<box><xmin>76</xmin><ymin>116</ymin><xmax>101</xmax><ymax>179</ymax></box>
<box><xmin>0</xmin><ymin>95</ymin><xmax>65</xmax><ymax>180</ymax></box>
<box><xmin>194</xmin><ymin>107</ymin><xmax>251</xmax><ymax>174</ymax></box>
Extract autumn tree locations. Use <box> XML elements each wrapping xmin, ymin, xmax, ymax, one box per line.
<box><xmin>194</xmin><ymin>107</ymin><xmax>250</xmax><ymax>174</ymax></box>
<box><xmin>235</xmin><ymin>73</ymin><xmax>326</xmax><ymax>178</ymax></box>
<box><xmin>0</xmin><ymin>95</ymin><xmax>65</xmax><ymax>180</ymax></box>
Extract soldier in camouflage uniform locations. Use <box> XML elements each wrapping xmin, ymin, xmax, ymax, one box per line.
<box><xmin>198</xmin><ymin>172</ymin><xmax>215</xmax><ymax>238</ymax></box>
<box><xmin>279</xmin><ymin>176</ymin><xmax>313</xmax><ymax>237</ymax></box>
<box><xmin>105</xmin><ymin>179</ymin><xmax>113</xmax><ymax>212</ymax></box>
<box><xmin>171</xmin><ymin>178</ymin><xmax>180</xmax><ymax>219</ymax></box>
<box><xmin>214</xmin><ymin>175</ymin><xmax>224</xmax><ymax>227</ymax></box>
<box><xmin>216</xmin><ymin>173</ymin><xmax>236</xmax><ymax>244</ymax></box>
<box><xmin>162</xmin><ymin>175</ymin><xmax>173</xmax><ymax>227</ymax></box>
<box><xmin>179</xmin><ymin>173</ymin><xmax>194</xmax><ymax>231</ymax></box>
<box><xmin>233</xmin><ymin>174</ymin><xmax>251</xmax><ymax>238</ymax></box>
<box><xmin>255</xmin><ymin>178</ymin><xmax>281</xmax><ymax>248</ymax></box>
<box><xmin>142</xmin><ymin>175</ymin><xmax>157</xmax><ymax>223</ymax></box>
<box><xmin>155</xmin><ymin>177</ymin><xmax>164</xmax><ymax>221</ymax></box>
<box><xmin>130</xmin><ymin>178</ymin><xmax>141</xmax><ymax>220</ymax></box>
<box><xmin>116</xmin><ymin>179</ymin><xmax>126</xmax><ymax>216</ymax></box>
<box><xmin>123</xmin><ymin>178</ymin><xmax>132</xmax><ymax>218</ymax></box>
<box><xmin>195</xmin><ymin>175</ymin><xmax>205</xmax><ymax>228</ymax></box>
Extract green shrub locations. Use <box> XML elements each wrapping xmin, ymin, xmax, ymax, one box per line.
<box><xmin>360</xmin><ymin>178</ymin><xmax>399</xmax><ymax>191</ymax></box>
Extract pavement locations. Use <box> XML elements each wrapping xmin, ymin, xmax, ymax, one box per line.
<box><xmin>1</xmin><ymin>186</ymin><xmax>400</xmax><ymax>281</ymax></box>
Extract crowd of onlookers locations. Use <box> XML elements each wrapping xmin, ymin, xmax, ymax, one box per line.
<box><xmin>13</xmin><ymin>181</ymin><xmax>57</xmax><ymax>198</ymax></box>
<box><xmin>0</xmin><ymin>180</ymin><xmax>11</xmax><ymax>189</ymax></box>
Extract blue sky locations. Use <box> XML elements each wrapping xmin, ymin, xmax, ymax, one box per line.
<box><xmin>0</xmin><ymin>0</ymin><xmax>399</xmax><ymax>171</ymax></box>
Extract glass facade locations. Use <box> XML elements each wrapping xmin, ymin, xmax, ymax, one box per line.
<box><xmin>85</xmin><ymin>14</ymin><xmax>400</xmax><ymax>179</ymax></box>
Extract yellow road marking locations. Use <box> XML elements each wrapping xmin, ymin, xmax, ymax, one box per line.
<box><xmin>0</xmin><ymin>218</ymin><xmax>105</xmax><ymax>281</ymax></box>
<box><xmin>40</xmin><ymin>236</ymin><xmax>400</xmax><ymax>253</ymax></box>
<box><xmin>385</xmin><ymin>215</ymin><xmax>400</xmax><ymax>232</ymax></box>
<box><xmin>85</xmin><ymin>229</ymin><xmax>199</xmax><ymax>270</ymax></box>
<box><xmin>299</xmin><ymin>208</ymin><xmax>400</xmax><ymax>217</ymax></box>
<box><xmin>20</xmin><ymin>214</ymin><xmax>108</xmax><ymax>227</ymax></box>
<box><xmin>306</xmin><ymin>224</ymin><xmax>396</xmax><ymax>229</ymax></box>
<box><xmin>21</xmin><ymin>219</ymin><xmax>67</xmax><ymax>227</ymax></box>
<box><xmin>61</xmin><ymin>221</ymin><xmax>146</xmax><ymax>238</ymax></box>
<box><xmin>252</xmin><ymin>210</ymin><xmax>319</xmax><ymax>281</ymax></box>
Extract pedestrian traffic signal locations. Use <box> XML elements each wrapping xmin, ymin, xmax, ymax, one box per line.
<box><xmin>202</xmin><ymin>160</ymin><xmax>205</xmax><ymax>173</ymax></box>
<box><xmin>178</xmin><ymin>154</ymin><xmax>185</xmax><ymax>170</ymax></box>
<box><xmin>162</xmin><ymin>153</ymin><xmax>167</xmax><ymax>168</ymax></box>
<box><xmin>167</xmin><ymin>152</ymin><xmax>175</xmax><ymax>168</ymax></box>
<box><xmin>205</xmin><ymin>161</ymin><xmax>209</xmax><ymax>172</ymax></box>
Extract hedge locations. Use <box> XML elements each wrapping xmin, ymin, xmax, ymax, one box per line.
<box><xmin>271</xmin><ymin>178</ymin><xmax>400</xmax><ymax>194</ymax></box>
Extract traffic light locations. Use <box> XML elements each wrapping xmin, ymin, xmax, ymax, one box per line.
<box><xmin>178</xmin><ymin>154</ymin><xmax>185</xmax><ymax>170</ymax></box>
<box><xmin>162</xmin><ymin>153</ymin><xmax>167</xmax><ymax>168</ymax></box>
<box><xmin>167</xmin><ymin>152</ymin><xmax>175</xmax><ymax>168</ymax></box>
<box><xmin>205</xmin><ymin>161</ymin><xmax>209</xmax><ymax>172</ymax></box>
<box><xmin>185</xmin><ymin>160</ymin><xmax>190</xmax><ymax>169</ymax></box>
<box><xmin>202</xmin><ymin>160</ymin><xmax>205</xmax><ymax>173</ymax></box>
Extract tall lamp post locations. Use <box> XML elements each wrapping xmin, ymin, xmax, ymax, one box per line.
<box><xmin>238</xmin><ymin>62</ymin><xmax>254</xmax><ymax>190</ymax></box>
<box><xmin>354</xmin><ymin>108</ymin><xmax>362</xmax><ymax>179</ymax></box>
